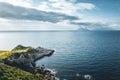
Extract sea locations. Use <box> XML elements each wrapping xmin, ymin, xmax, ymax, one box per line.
<box><xmin>0</xmin><ymin>31</ymin><xmax>120</xmax><ymax>80</ymax></box>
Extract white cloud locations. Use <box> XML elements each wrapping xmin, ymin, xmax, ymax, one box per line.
<box><xmin>37</xmin><ymin>0</ymin><xmax>95</xmax><ymax>16</ymax></box>
<box><xmin>1</xmin><ymin>0</ymin><xmax>119</xmax><ymax>31</ymax></box>
<box><xmin>1</xmin><ymin>18</ymin><xmax>119</xmax><ymax>31</ymax></box>
<box><xmin>108</xmin><ymin>23</ymin><xmax>120</xmax><ymax>30</ymax></box>
<box><xmin>0</xmin><ymin>0</ymin><xmax>95</xmax><ymax>17</ymax></box>
<box><xmin>0</xmin><ymin>2</ymin><xmax>78</xmax><ymax>22</ymax></box>
<box><xmin>0</xmin><ymin>19</ymin><xmax>79</xmax><ymax>31</ymax></box>
<box><xmin>76</xmin><ymin>3</ymin><xmax>95</xmax><ymax>10</ymax></box>
<box><xmin>0</xmin><ymin>18</ymin><xmax>13</xmax><ymax>30</ymax></box>
<box><xmin>0</xmin><ymin>0</ymin><xmax>33</xmax><ymax>8</ymax></box>
<box><xmin>71</xmin><ymin>19</ymin><xmax>120</xmax><ymax>30</ymax></box>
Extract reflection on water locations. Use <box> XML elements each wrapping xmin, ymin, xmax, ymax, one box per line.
<box><xmin>0</xmin><ymin>31</ymin><xmax>120</xmax><ymax>80</ymax></box>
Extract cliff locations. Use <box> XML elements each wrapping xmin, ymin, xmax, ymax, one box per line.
<box><xmin>0</xmin><ymin>45</ymin><xmax>54</xmax><ymax>72</ymax></box>
<box><xmin>11</xmin><ymin>45</ymin><xmax>54</xmax><ymax>61</ymax></box>
<box><xmin>0</xmin><ymin>45</ymin><xmax>54</xmax><ymax>60</ymax></box>
<box><xmin>0</xmin><ymin>45</ymin><xmax>55</xmax><ymax>80</ymax></box>
<box><xmin>0</xmin><ymin>62</ymin><xmax>44</xmax><ymax>80</ymax></box>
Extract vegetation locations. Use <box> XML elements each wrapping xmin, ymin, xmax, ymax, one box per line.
<box><xmin>0</xmin><ymin>51</ymin><xmax>12</xmax><ymax>59</ymax></box>
<box><xmin>11</xmin><ymin>45</ymin><xmax>32</xmax><ymax>53</ymax></box>
<box><xmin>0</xmin><ymin>45</ymin><xmax>48</xmax><ymax>80</ymax></box>
<box><xmin>0</xmin><ymin>45</ymin><xmax>32</xmax><ymax>59</ymax></box>
<box><xmin>0</xmin><ymin>62</ymin><xmax>44</xmax><ymax>80</ymax></box>
<box><xmin>0</xmin><ymin>45</ymin><xmax>55</xmax><ymax>80</ymax></box>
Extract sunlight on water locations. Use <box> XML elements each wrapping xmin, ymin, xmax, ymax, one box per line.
<box><xmin>0</xmin><ymin>31</ymin><xmax>120</xmax><ymax>80</ymax></box>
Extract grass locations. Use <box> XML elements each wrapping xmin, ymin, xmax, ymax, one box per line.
<box><xmin>0</xmin><ymin>50</ymin><xmax>46</xmax><ymax>80</ymax></box>
<box><xmin>0</xmin><ymin>46</ymin><xmax>47</xmax><ymax>80</ymax></box>
<box><xmin>0</xmin><ymin>46</ymin><xmax>32</xmax><ymax>59</ymax></box>
<box><xmin>0</xmin><ymin>62</ymin><xmax>44</xmax><ymax>80</ymax></box>
<box><xmin>0</xmin><ymin>51</ymin><xmax>12</xmax><ymax>59</ymax></box>
<box><xmin>12</xmin><ymin>47</ymin><xmax>30</xmax><ymax>53</ymax></box>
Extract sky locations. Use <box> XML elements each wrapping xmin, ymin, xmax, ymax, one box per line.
<box><xmin>0</xmin><ymin>0</ymin><xmax>120</xmax><ymax>31</ymax></box>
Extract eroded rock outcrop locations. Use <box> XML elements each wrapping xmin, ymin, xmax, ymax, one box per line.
<box><xmin>3</xmin><ymin>45</ymin><xmax>54</xmax><ymax>73</ymax></box>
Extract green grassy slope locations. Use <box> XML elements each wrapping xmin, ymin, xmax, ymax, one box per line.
<box><xmin>0</xmin><ymin>45</ymin><xmax>32</xmax><ymax>59</ymax></box>
<box><xmin>0</xmin><ymin>62</ymin><xmax>44</xmax><ymax>80</ymax></box>
<box><xmin>0</xmin><ymin>45</ymin><xmax>48</xmax><ymax>80</ymax></box>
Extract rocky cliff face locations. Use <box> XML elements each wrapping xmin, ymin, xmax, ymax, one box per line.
<box><xmin>3</xmin><ymin>45</ymin><xmax>54</xmax><ymax>73</ymax></box>
<box><xmin>11</xmin><ymin>45</ymin><xmax>54</xmax><ymax>61</ymax></box>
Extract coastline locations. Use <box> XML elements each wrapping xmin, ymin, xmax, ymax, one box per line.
<box><xmin>0</xmin><ymin>45</ymin><xmax>57</xmax><ymax>80</ymax></box>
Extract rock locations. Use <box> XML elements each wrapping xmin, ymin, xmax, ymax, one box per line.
<box><xmin>84</xmin><ymin>74</ymin><xmax>92</xmax><ymax>80</ymax></box>
<box><xmin>11</xmin><ymin>45</ymin><xmax>54</xmax><ymax>61</ymax></box>
<box><xmin>0</xmin><ymin>69</ymin><xmax>3</xmax><ymax>77</ymax></box>
<box><xmin>3</xmin><ymin>45</ymin><xmax>55</xmax><ymax>73</ymax></box>
<box><xmin>12</xmin><ymin>45</ymin><xmax>25</xmax><ymax>50</ymax></box>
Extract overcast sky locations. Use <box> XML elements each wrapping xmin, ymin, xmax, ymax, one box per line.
<box><xmin>0</xmin><ymin>0</ymin><xmax>120</xmax><ymax>31</ymax></box>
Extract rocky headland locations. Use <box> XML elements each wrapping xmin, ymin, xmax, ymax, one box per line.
<box><xmin>0</xmin><ymin>45</ymin><xmax>56</xmax><ymax>80</ymax></box>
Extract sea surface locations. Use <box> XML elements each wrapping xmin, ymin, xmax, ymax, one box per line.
<box><xmin>0</xmin><ymin>31</ymin><xmax>120</xmax><ymax>80</ymax></box>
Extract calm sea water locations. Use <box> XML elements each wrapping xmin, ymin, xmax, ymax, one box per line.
<box><xmin>0</xmin><ymin>31</ymin><xmax>120</xmax><ymax>80</ymax></box>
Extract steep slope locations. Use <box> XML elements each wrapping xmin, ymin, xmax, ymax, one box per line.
<box><xmin>0</xmin><ymin>62</ymin><xmax>44</xmax><ymax>80</ymax></box>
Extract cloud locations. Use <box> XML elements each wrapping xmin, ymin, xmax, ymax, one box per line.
<box><xmin>71</xmin><ymin>21</ymin><xmax>120</xmax><ymax>30</ymax></box>
<box><xmin>0</xmin><ymin>0</ymin><xmax>95</xmax><ymax>16</ymax></box>
<box><xmin>1</xmin><ymin>17</ymin><xmax>119</xmax><ymax>31</ymax></box>
<box><xmin>0</xmin><ymin>0</ymin><xmax>33</xmax><ymax>8</ymax></box>
<box><xmin>0</xmin><ymin>19</ymin><xmax>79</xmax><ymax>31</ymax></box>
<box><xmin>0</xmin><ymin>0</ymin><xmax>97</xmax><ymax>31</ymax></box>
<box><xmin>37</xmin><ymin>0</ymin><xmax>95</xmax><ymax>16</ymax></box>
<box><xmin>0</xmin><ymin>2</ymin><xmax>78</xmax><ymax>23</ymax></box>
<box><xmin>0</xmin><ymin>0</ymin><xmax>119</xmax><ymax>31</ymax></box>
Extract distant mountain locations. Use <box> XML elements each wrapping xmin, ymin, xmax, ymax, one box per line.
<box><xmin>78</xmin><ymin>28</ymin><xmax>90</xmax><ymax>31</ymax></box>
